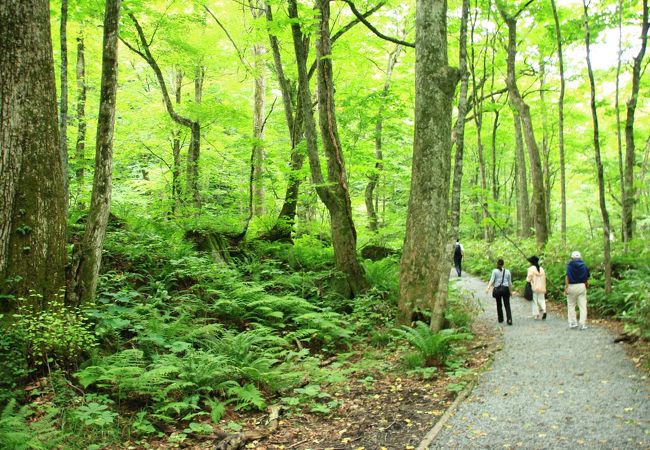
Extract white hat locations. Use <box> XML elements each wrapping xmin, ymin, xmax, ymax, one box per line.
<box><xmin>571</xmin><ymin>251</ymin><xmax>581</xmax><ymax>259</ymax></box>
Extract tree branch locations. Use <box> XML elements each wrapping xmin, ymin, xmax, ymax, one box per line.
<box><xmin>204</xmin><ymin>4</ymin><xmax>254</xmax><ymax>74</ymax></box>
<box><xmin>336</xmin><ymin>0</ymin><xmax>414</xmax><ymax>48</ymax></box>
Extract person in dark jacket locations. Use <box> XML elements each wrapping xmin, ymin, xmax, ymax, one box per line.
<box><xmin>453</xmin><ymin>239</ymin><xmax>464</xmax><ymax>277</ymax></box>
<box><xmin>565</xmin><ymin>251</ymin><xmax>590</xmax><ymax>330</ymax></box>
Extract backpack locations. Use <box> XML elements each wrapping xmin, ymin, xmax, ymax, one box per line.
<box><xmin>454</xmin><ymin>244</ymin><xmax>462</xmax><ymax>258</ymax></box>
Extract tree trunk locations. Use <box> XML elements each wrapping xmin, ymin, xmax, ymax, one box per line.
<box><xmin>398</xmin><ymin>0</ymin><xmax>459</xmax><ymax>331</ymax></box>
<box><xmin>583</xmin><ymin>0</ymin><xmax>612</xmax><ymax>294</ymax></box>
<box><xmin>450</xmin><ymin>0</ymin><xmax>471</xmax><ymax>239</ymax></box>
<box><xmin>497</xmin><ymin>2</ymin><xmax>548</xmax><ymax>248</ymax></box>
<box><xmin>550</xmin><ymin>0</ymin><xmax>567</xmax><ymax>242</ymax></box>
<box><xmin>71</xmin><ymin>0</ymin><xmax>121</xmax><ymax>305</ymax></box>
<box><xmin>315</xmin><ymin>0</ymin><xmax>369</xmax><ymax>295</ymax></box>
<box><xmin>366</xmin><ymin>44</ymin><xmax>402</xmax><ymax>232</ymax></box>
<box><xmin>171</xmin><ymin>69</ymin><xmax>183</xmax><ymax>214</ymax></box>
<box><xmin>60</xmin><ymin>0</ymin><xmax>69</xmax><ymax>204</ymax></box>
<box><xmin>250</xmin><ymin>0</ymin><xmax>266</xmax><ymax>217</ymax></box>
<box><xmin>0</xmin><ymin>0</ymin><xmax>67</xmax><ymax>306</ymax></box>
<box><xmin>623</xmin><ymin>0</ymin><xmax>649</xmax><ymax>242</ymax></box>
<box><xmin>261</xmin><ymin>2</ymin><xmax>305</xmax><ymax>242</ymax></box>
<box><xmin>491</xmin><ymin>109</ymin><xmax>500</xmax><ymax>208</ymax></box>
<box><xmin>470</xmin><ymin>3</ymin><xmax>490</xmax><ymax>241</ymax></box>
<box><xmin>513</xmin><ymin>107</ymin><xmax>531</xmax><ymax>237</ymax></box>
<box><xmin>615</xmin><ymin>0</ymin><xmax>626</xmax><ymax>245</ymax></box>
<box><xmin>539</xmin><ymin>59</ymin><xmax>552</xmax><ymax>232</ymax></box>
<box><xmin>288</xmin><ymin>0</ymin><xmax>369</xmax><ymax>296</ymax></box>
<box><xmin>75</xmin><ymin>26</ymin><xmax>87</xmax><ymax>205</ymax></box>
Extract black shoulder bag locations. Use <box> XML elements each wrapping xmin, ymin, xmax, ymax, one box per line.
<box><xmin>492</xmin><ymin>270</ymin><xmax>506</xmax><ymax>299</ymax></box>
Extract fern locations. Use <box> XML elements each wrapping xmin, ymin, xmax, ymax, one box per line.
<box><xmin>225</xmin><ymin>383</ymin><xmax>266</xmax><ymax>411</ymax></box>
<box><xmin>0</xmin><ymin>400</ymin><xmax>65</xmax><ymax>450</ymax></box>
<box><xmin>398</xmin><ymin>323</ymin><xmax>472</xmax><ymax>367</ymax></box>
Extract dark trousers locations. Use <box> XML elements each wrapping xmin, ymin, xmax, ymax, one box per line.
<box><xmin>495</xmin><ymin>293</ymin><xmax>512</xmax><ymax>323</ymax></box>
<box><xmin>454</xmin><ymin>258</ymin><xmax>462</xmax><ymax>277</ymax></box>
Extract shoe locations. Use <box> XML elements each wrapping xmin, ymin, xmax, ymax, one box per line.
<box><xmin>507</xmin><ymin>319</ymin><xmax>512</xmax><ymax>325</ymax></box>
<box><xmin>580</xmin><ymin>324</ymin><xmax>588</xmax><ymax>330</ymax></box>
<box><xmin>569</xmin><ymin>323</ymin><xmax>578</xmax><ymax>329</ymax></box>
<box><xmin>542</xmin><ymin>312</ymin><xmax>547</xmax><ymax>320</ymax></box>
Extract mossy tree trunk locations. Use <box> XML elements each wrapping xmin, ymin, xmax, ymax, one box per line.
<box><xmin>398</xmin><ymin>0</ymin><xmax>459</xmax><ymax>332</ymax></box>
<box><xmin>0</xmin><ymin>0</ymin><xmax>67</xmax><ymax>306</ymax></box>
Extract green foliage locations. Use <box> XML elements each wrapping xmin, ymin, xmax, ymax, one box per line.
<box><xmin>0</xmin><ymin>400</ymin><xmax>65</xmax><ymax>450</ymax></box>
<box><xmin>398</xmin><ymin>323</ymin><xmax>472</xmax><ymax>368</ymax></box>
<box><xmin>12</xmin><ymin>295</ymin><xmax>97</xmax><ymax>370</ymax></box>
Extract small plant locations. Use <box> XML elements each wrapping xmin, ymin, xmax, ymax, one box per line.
<box><xmin>73</xmin><ymin>402</ymin><xmax>118</xmax><ymax>427</ymax></box>
<box><xmin>12</xmin><ymin>293</ymin><xmax>97</xmax><ymax>370</ymax></box>
<box><xmin>397</xmin><ymin>322</ymin><xmax>472</xmax><ymax>368</ymax></box>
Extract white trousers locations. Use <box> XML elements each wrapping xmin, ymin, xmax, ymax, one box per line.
<box><xmin>532</xmin><ymin>292</ymin><xmax>546</xmax><ymax>316</ymax></box>
<box><xmin>567</xmin><ymin>283</ymin><xmax>588</xmax><ymax>325</ymax></box>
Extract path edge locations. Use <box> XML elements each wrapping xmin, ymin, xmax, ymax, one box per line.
<box><xmin>415</xmin><ymin>376</ymin><xmax>477</xmax><ymax>450</ymax></box>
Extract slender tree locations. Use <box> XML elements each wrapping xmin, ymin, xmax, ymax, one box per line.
<box><xmin>398</xmin><ymin>0</ymin><xmax>459</xmax><ymax>330</ymax></box>
<box><xmin>366</xmin><ymin>42</ymin><xmax>403</xmax><ymax>232</ymax></box>
<box><xmin>513</xmin><ymin>107</ymin><xmax>532</xmax><ymax>236</ymax></box>
<box><xmin>123</xmin><ymin>14</ymin><xmax>202</xmax><ymax>209</ymax></box>
<box><xmin>450</xmin><ymin>0</ymin><xmax>471</xmax><ymax>239</ymax></box>
<box><xmin>583</xmin><ymin>0</ymin><xmax>612</xmax><ymax>294</ymax></box>
<box><xmin>250</xmin><ymin>0</ymin><xmax>267</xmax><ymax>217</ymax></box>
<box><xmin>615</xmin><ymin>0</ymin><xmax>626</xmax><ymax>245</ymax></box>
<box><xmin>60</xmin><ymin>0</ymin><xmax>69</xmax><ymax>203</ymax></box>
<box><xmin>550</xmin><ymin>0</ymin><xmax>567</xmax><ymax>242</ymax></box>
<box><xmin>288</xmin><ymin>0</ymin><xmax>369</xmax><ymax>296</ymax></box>
<box><xmin>0</xmin><ymin>0</ymin><xmax>67</xmax><ymax>305</ymax></box>
<box><xmin>623</xmin><ymin>0</ymin><xmax>649</xmax><ymax>241</ymax></box>
<box><xmin>75</xmin><ymin>26</ymin><xmax>87</xmax><ymax>204</ymax></box>
<box><xmin>497</xmin><ymin>0</ymin><xmax>548</xmax><ymax>248</ymax></box>
<box><xmin>71</xmin><ymin>0</ymin><xmax>121</xmax><ymax>305</ymax></box>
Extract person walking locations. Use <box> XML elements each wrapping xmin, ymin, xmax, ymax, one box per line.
<box><xmin>565</xmin><ymin>251</ymin><xmax>590</xmax><ymax>330</ymax></box>
<box><xmin>526</xmin><ymin>255</ymin><xmax>547</xmax><ymax>320</ymax></box>
<box><xmin>453</xmin><ymin>239</ymin><xmax>464</xmax><ymax>277</ymax></box>
<box><xmin>486</xmin><ymin>259</ymin><xmax>513</xmax><ymax>325</ymax></box>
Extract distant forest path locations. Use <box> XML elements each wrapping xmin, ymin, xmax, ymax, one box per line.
<box><xmin>424</xmin><ymin>272</ymin><xmax>650</xmax><ymax>449</ymax></box>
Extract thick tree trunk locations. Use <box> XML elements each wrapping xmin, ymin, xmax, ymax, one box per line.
<box><xmin>450</xmin><ymin>0</ymin><xmax>470</xmax><ymax>239</ymax></box>
<box><xmin>60</xmin><ymin>0</ymin><xmax>69</xmax><ymax>204</ymax></box>
<box><xmin>75</xmin><ymin>27</ymin><xmax>87</xmax><ymax>204</ymax></box>
<box><xmin>583</xmin><ymin>0</ymin><xmax>612</xmax><ymax>294</ymax></box>
<box><xmin>498</xmin><ymin>3</ymin><xmax>548</xmax><ymax>248</ymax></box>
<box><xmin>0</xmin><ymin>0</ymin><xmax>67</xmax><ymax>305</ymax></box>
<box><xmin>623</xmin><ymin>0</ymin><xmax>649</xmax><ymax>241</ymax></box>
<box><xmin>366</xmin><ymin>44</ymin><xmax>402</xmax><ymax>232</ymax></box>
<box><xmin>72</xmin><ymin>0</ymin><xmax>121</xmax><ymax>305</ymax></box>
<box><xmin>398</xmin><ymin>0</ymin><xmax>459</xmax><ymax>331</ymax></box>
<box><xmin>550</xmin><ymin>0</ymin><xmax>567</xmax><ymax>242</ymax></box>
<box><xmin>513</xmin><ymin>108</ymin><xmax>531</xmax><ymax>237</ymax></box>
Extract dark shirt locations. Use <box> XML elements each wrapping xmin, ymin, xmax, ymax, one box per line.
<box><xmin>566</xmin><ymin>260</ymin><xmax>590</xmax><ymax>284</ymax></box>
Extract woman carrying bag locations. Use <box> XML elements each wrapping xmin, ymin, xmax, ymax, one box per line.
<box><xmin>526</xmin><ymin>255</ymin><xmax>547</xmax><ymax>320</ymax></box>
<box><xmin>486</xmin><ymin>259</ymin><xmax>513</xmax><ymax>325</ymax></box>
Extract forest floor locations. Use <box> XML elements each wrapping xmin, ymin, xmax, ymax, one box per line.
<box><xmin>136</xmin><ymin>272</ymin><xmax>649</xmax><ymax>450</ymax></box>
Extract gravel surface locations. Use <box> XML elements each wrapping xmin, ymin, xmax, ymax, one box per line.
<box><xmin>427</xmin><ymin>273</ymin><xmax>650</xmax><ymax>450</ymax></box>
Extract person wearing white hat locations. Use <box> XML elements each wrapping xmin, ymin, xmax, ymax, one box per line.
<box><xmin>565</xmin><ymin>251</ymin><xmax>590</xmax><ymax>330</ymax></box>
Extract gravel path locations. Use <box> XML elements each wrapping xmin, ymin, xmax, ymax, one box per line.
<box><xmin>427</xmin><ymin>272</ymin><xmax>650</xmax><ymax>450</ymax></box>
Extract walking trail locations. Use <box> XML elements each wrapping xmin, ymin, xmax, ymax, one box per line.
<box><xmin>424</xmin><ymin>272</ymin><xmax>650</xmax><ymax>449</ymax></box>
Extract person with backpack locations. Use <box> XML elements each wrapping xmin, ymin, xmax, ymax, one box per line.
<box><xmin>485</xmin><ymin>259</ymin><xmax>513</xmax><ymax>325</ymax></box>
<box><xmin>453</xmin><ymin>239</ymin><xmax>464</xmax><ymax>277</ymax></box>
<box><xmin>526</xmin><ymin>255</ymin><xmax>547</xmax><ymax>320</ymax></box>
